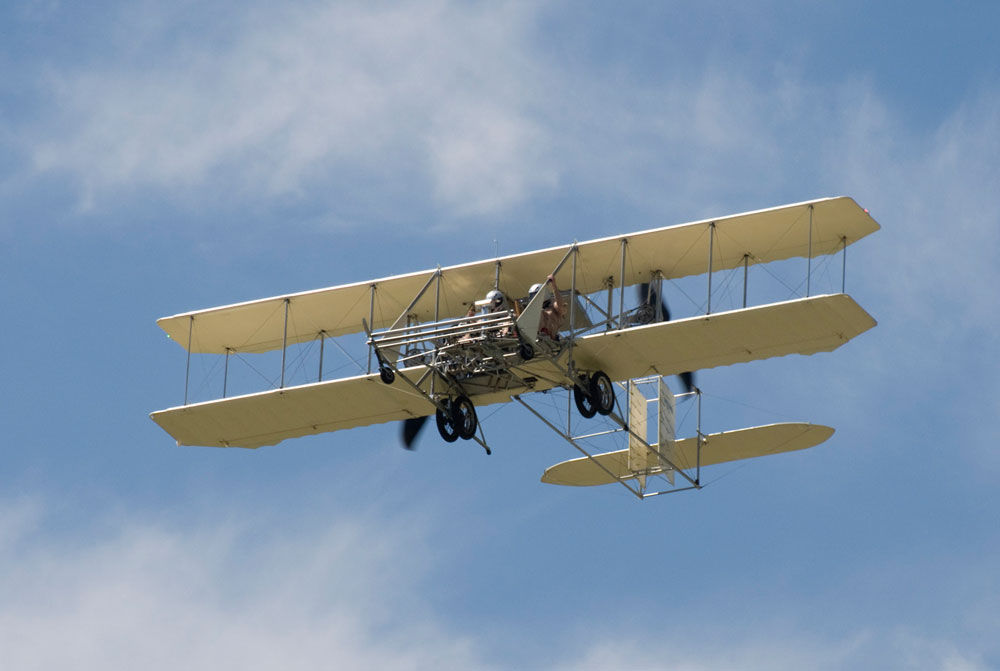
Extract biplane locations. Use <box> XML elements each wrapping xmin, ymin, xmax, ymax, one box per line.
<box><xmin>150</xmin><ymin>196</ymin><xmax>878</xmax><ymax>499</ymax></box>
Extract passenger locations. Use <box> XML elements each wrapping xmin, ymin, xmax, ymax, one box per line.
<box><xmin>458</xmin><ymin>303</ymin><xmax>479</xmax><ymax>339</ymax></box>
<box><xmin>530</xmin><ymin>274</ymin><xmax>563</xmax><ymax>340</ymax></box>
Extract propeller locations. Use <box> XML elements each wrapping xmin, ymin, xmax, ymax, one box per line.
<box><xmin>637</xmin><ymin>282</ymin><xmax>696</xmax><ymax>394</ymax></box>
<box><xmin>401</xmin><ymin>416</ymin><xmax>428</xmax><ymax>449</ymax></box>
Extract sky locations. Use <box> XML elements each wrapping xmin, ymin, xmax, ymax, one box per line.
<box><xmin>2</xmin><ymin>1</ymin><xmax>999</xmax><ymax>668</ymax></box>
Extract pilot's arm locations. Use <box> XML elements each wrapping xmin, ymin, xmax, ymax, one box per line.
<box><xmin>546</xmin><ymin>275</ymin><xmax>562</xmax><ymax>316</ymax></box>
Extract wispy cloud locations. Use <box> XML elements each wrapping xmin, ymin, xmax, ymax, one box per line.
<box><xmin>2</xmin><ymin>496</ymin><xmax>997</xmax><ymax>670</ymax></box>
<box><xmin>0</xmin><ymin>500</ymin><xmax>490</xmax><ymax>670</ymax></box>
<box><xmin>22</xmin><ymin>1</ymin><xmax>555</xmax><ymax>223</ymax></box>
<box><xmin>20</xmin><ymin>1</ymin><xmax>998</xmax><ymax>241</ymax></box>
<box><xmin>557</xmin><ymin>630</ymin><xmax>992</xmax><ymax>671</ymax></box>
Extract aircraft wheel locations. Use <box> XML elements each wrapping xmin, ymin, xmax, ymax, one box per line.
<box><xmin>452</xmin><ymin>395</ymin><xmax>478</xmax><ymax>440</ymax></box>
<box><xmin>519</xmin><ymin>342</ymin><xmax>534</xmax><ymax>361</ymax></box>
<box><xmin>435</xmin><ymin>401</ymin><xmax>460</xmax><ymax>443</ymax></box>
<box><xmin>573</xmin><ymin>383</ymin><xmax>598</xmax><ymax>418</ymax></box>
<box><xmin>379</xmin><ymin>367</ymin><xmax>395</xmax><ymax>384</ymax></box>
<box><xmin>589</xmin><ymin>370</ymin><xmax>615</xmax><ymax>416</ymax></box>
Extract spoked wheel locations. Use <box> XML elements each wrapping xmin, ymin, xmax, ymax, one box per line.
<box><xmin>451</xmin><ymin>395</ymin><xmax>478</xmax><ymax>440</ymax></box>
<box><xmin>435</xmin><ymin>400</ymin><xmax>460</xmax><ymax>443</ymax></box>
<box><xmin>589</xmin><ymin>370</ymin><xmax>615</xmax><ymax>416</ymax></box>
<box><xmin>573</xmin><ymin>383</ymin><xmax>598</xmax><ymax>418</ymax></box>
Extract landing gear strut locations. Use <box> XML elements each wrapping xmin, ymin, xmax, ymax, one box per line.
<box><xmin>573</xmin><ymin>370</ymin><xmax>615</xmax><ymax>418</ymax></box>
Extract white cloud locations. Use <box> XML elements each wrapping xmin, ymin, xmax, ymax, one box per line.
<box><xmin>0</xmin><ymin>502</ymin><xmax>489</xmax><ymax>671</ymax></box>
<box><xmin>25</xmin><ymin>1</ymin><xmax>997</xmax><ymax>241</ymax></box>
<box><xmin>1</xmin><ymin>496</ymin><xmax>997</xmax><ymax>670</ymax></box>
<box><xmin>558</xmin><ymin>630</ymin><xmax>992</xmax><ymax>671</ymax></box>
<box><xmin>818</xmin><ymin>85</ymin><xmax>1000</xmax><ymax>467</ymax></box>
<box><xmin>25</xmin><ymin>1</ymin><xmax>556</xmax><ymax>222</ymax></box>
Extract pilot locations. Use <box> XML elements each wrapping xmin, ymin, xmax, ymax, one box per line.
<box><xmin>529</xmin><ymin>274</ymin><xmax>563</xmax><ymax>340</ymax></box>
<box><xmin>484</xmin><ymin>289</ymin><xmax>517</xmax><ymax>337</ymax></box>
<box><xmin>485</xmin><ymin>289</ymin><xmax>508</xmax><ymax>313</ymax></box>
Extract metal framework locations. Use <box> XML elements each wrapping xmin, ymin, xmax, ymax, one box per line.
<box><xmin>169</xmin><ymin>205</ymin><xmax>862</xmax><ymax>498</ymax></box>
<box><xmin>515</xmin><ymin>380</ymin><xmax>705</xmax><ymax>500</ymax></box>
<box><xmin>179</xmin><ymin>206</ymin><xmax>851</xmax><ymax>408</ymax></box>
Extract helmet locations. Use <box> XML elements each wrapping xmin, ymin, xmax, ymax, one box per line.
<box><xmin>486</xmin><ymin>289</ymin><xmax>506</xmax><ymax>309</ymax></box>
<box><xmin>528</xmin><ymin>283</ymin><xmax>543</xmax><ymax>298</ymax></box>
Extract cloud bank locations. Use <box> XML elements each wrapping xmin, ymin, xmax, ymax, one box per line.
<box><xmin>18</xmin><ymin>1</ymin><xmax>996</xmax><ymax>235</ymax></box>
<box><xmin>0</xmin><ymin>498</ymin><xmax>994</xmax><ymax>671</ymax></box>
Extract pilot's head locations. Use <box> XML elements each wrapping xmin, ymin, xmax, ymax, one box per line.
<box><xmin>529</xmin><ymin>282</ymin><xmax>552</xmax><ymax>308</ymax></box>
<box><xmin>486</xmin><ymin>289</ymin><xmax>506</xmax><ymax>310</ymax></box>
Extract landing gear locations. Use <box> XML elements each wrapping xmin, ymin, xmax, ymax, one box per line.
<box><xmin>589</xmin><ymin>370</ymin><xmax>615</xmax><ymax>415</ymax></box>
<box><xmin>435</xmin><ymin>395</ymin><xmax>478</xmax><ymax>442</ymax></box>
<box><xmin>372</xmin><ymin>349</ymin><xmax>395</xmax><ymax>385</ymax></box>
<box><xmin>435</xmin><ymin>401</ymin><xmax>460</xmax><ymax>443</ymax></box>
<box><xmin>452</xmin><ymin>395</ymin><xmax>478</xmax><ymax>439</ymax></box>
<box><xmin>573</xmin><ymin>370</ymin><xmax>615</xmax><ymax>418</ymax></box>
<box><xmin>573</xmin><ymin>383</ymin><xmax>598</xmax><ymax>418</ymax></box>
<box><xmin>379</xmin><ymin>367</ymin><xmax>395</xmax><ymax>384</ymax></box>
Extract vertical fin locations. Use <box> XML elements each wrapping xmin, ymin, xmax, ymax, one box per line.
<box><xmin>657</xmin><ymin>377</ymin><xmax>676</xmax><ymax>485</ymax></box>
<box><xmin>628</xmin><ymin>383</ymin><xmax>649</xmax><ymax>474</ymax></box>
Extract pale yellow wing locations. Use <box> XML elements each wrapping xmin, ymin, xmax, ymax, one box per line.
<box><xmin>157</xmin><ymin>196</ymin><xmax>878</xmax><ymax>354</ymax></box>
<box><xmin>541</xmin><ymin>423</ymin><xmax>835</xmax><ymax>486</ymax></box>
<box><xmin>571</xmin><ymin>293</ymin><xmax>876</xmax><ymax>382</ymax></box>
<box><xmin>151</xmin><ymin>294</ymin><xmax>873</xmax><ymax>449</ymax></box>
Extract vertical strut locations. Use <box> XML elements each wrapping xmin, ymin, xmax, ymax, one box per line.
<box><xmin>696</xmin><ymin>388</ymin><xmax>703</xmax><ymax>484</ymax></box>
<box><xmin>569</xmin><ymin>248</ymin><xmax>578</xmax><ymax>335</ymax></box>
<box><xmin>223</xmin><ymin>347</ymin><xmax>230</xmax><ymax>398</ymax></box>
<box><xmin>434</xmin><ymin>270</ymin><xmax>442</xmax><ymax>322</ymax></box>
<box><xmin>742</xmin><ymin>254</ymin><xmax>749</xmax><ymax>308</ymax></box>
<box><xmin>807</xmin><ymin>205</ymin><xmax>814</xmax><ymax>297</ymax></box>
<box><xmin>318</xmin><ymin>331</ymin><xmax>326</xmax><ymax>382</ymax></box>
<box><xmin>706</xmin><ymin>222</ymin><xmax>716</xmax><ymax>314</ymax></box>
<box><xmin>605</xmin><ymin>277</ymin><xmax>613</xmax><ymax>331</ymax></box>
<box><xmin>618</xmin><ymin>238</ymin><xmax>627</xmax><ymax>329</ymax></box>
<box><xmin>184</xmin><ymin>315</ymin><xmax>193</xmax><ymax>405</ymax></box>
<box><xmin>367</xmin><ymin>284</ymin><xmax>376</xmax><ymax>374</ymax></box>
<box><xmin>280</xmin><ymin>298</ymin><xmax>290</xmax><ymax>389</ymax></box>
<box><xmin>841</xmin><ymin>235</ymin><xmax>847</xmax><ymax>293</ymax></box>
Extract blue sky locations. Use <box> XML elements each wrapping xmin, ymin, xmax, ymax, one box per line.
<box><xmin>2</xmin><ymin>1</ymin><xmax>999</xmax><ymax>668</ymax></box>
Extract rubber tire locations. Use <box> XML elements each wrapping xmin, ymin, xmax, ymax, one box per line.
<box><xmin>589</xmin><ymin>370</ymin><xmax>615</xmax><ymax>416</ymax></box>
<box><xmin>379</xmin><ymin>367</ymin><xmax>395</xmax><ymax>384</ymax></box>
<box><xmin>435</xmin><ymin>401</ymin><xmax>460</xmax><ymax>443</ymax></box>
<box><xmin>573</xmin><ymin>384</ymin><xmax>598</xmax><ymax>418</ymax></box>
<box><xmin>518</xmin><ymin>342</ymin><xmax>534</xmax><ymax>361</ymax></box>
<box><xmin>452</xmin><ymin>395</ymin><xmax>478</xmax><ymax>440</ymax></box>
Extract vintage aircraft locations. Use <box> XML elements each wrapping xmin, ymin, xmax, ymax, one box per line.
<box><xmin>150</xmin><ymin>196</ymin><xmax>878</xmax><ymax>499</ymax></box>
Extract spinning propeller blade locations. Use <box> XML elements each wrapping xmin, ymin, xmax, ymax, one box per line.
<box><xmin>401</xmin><ymin>416</ymin><xmax>428</xmax><ymax>449</ymax></box>
<box><xmin>638</xmin><ymin>282</ymin><xmax>670</xmax><ymax>322</ymax></box>
<box><xmin>637</xmin><ymin>283</ymin><xmax>696</xmax><ymax>393</ymax></box>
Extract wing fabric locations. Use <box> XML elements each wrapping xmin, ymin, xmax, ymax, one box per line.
<box><xmin>541</xmin><ymin>423</ymin><xmax>836</xmax><ymax>486</ymax></box>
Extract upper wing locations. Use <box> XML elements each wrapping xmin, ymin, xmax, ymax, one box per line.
<box><xmin>540</xmin><ymin>423</ymin><xmax>835</xmax><ymax>486</ymax></box>
<box><xmin>157</xmin><ymin>196</ymin><xmax>879</xmax><ymax>354</ymax></box>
